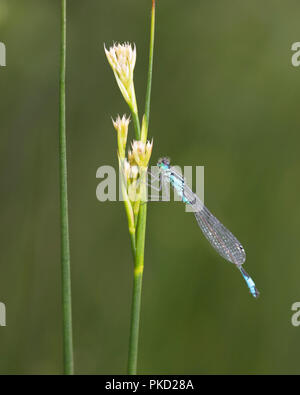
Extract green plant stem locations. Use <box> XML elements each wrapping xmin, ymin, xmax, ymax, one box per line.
<box><xmin>127</xmin><ymin>268</ymin><xmax>143</xmax><ymax>374</ymax></box>
<box><xmin>128</xmin><ymin>183</ymin><xmax>147</xmax><ymax>375</ymax></box>
<box><xmin>144</xmin><ymin>0</ymin><xmax>156</xmax><ymax>128</ymax></box>
<box><xmin>59</xmin><ymin>0</ymin><xmax>74</xmax><ymax>375</ymax></box>
<box><xmin>130</xmin><ymin>106</ymin><xmax>141</xmax><ymax>140</ymax></box>
<box><xmin>124</xmin><ymin>188</ymin><xmax>136</xmax><ymax>257</ymax></box>
<box><xmin>130</xmin><ymin>233</ymin><xmax>136</xmax><ymax>257</ymax></box>
<box><xmin>124</xmin><ymin>197</ymin><xmax>136</xmax><ymax>257</ymax></box>
<box><xmin>119</xmin><ymin>157</ymin><xmax>136</xmax><ymax>258</ymax></box>
<box><xmin>127</xmin><ymin>2</ymin><xmax>156</xmax><ymax>375</ymax></box>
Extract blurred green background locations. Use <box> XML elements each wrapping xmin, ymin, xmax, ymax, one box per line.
<box><xmin>1</xmin><ymin>0</ymin><xmax>300</xmax><ymax>374</ymax></box>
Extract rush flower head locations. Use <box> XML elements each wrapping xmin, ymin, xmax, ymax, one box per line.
<box><xmin>122</xmin><ymin>158</ymin><xmax>131</xmax><ymax>180</ymax></box>
<box><xmin>105</xmin><ymin>42</ymin><xmax>137</xmax><ymax>111</ymax></box>
<box><xmin>127</xmin><ymin>149</ymin><xmax>136</xmax><ymax>166</ymax></box>
<box><xmin>112</xmin><ymin>114</ymin><xmax>130</xmax><ymax>158</ymax></box>
<box><xmin>130</xmin><ymin>139</ymin><xmax>153</xmax><ymax>168</ymax></box>
<box><xmin>118</xmin><ymin>157</ymin><xmax>141</xmax><ymax>203</ymax></box>
<box><xmin>130</xmin><ymin>165</ymin><xmax>139</xmax><ymax>180</ymax></box>
<box><xmin>119</xmin><ymin>157</ymin><xmax>139</xmax><ymax>182</ymax></box>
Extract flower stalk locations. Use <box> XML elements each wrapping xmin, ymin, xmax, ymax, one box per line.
<box><xmin>59</xmin><ymin>0</ymin><xmax>74</xmax><ymax>375</ymax></box>
<box><xmin>145</xmin><ymin>0</ymin><xmax>156</xmax><ymax>128</ymax></box>
<box><xmin>118</xmin><ymin>156</ymin><xmax>136</xmax><ymax>256</ymax></box>
<box><xmin>105</xmin><ymin>0</ymin><xmax>156</xmax><ymax>375</ymax></box>
<box><xmin>127</xmin><ymin>0</ymin><xmax>156</xmax><ymax>375</ymax></box>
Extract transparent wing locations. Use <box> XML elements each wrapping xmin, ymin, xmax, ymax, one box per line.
<box><xmin>194</xmin><ymin>203</ymin><xmax>246</xmax><ymax>266</ymax></box>
<box><xmin>161</xmin><ymin>166</ymin><xmax>259</xmax><ymax>296</ymax></box>
<box><xmin>177</xmin><ymin>175</ymin><xmax>246</xmax><ymax>266</ymax></box>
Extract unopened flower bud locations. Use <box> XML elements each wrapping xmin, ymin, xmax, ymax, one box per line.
<box><xmin>112</xmin><ymin>114</ymin><xmax>130</xmax><ymax>158</ymax></box>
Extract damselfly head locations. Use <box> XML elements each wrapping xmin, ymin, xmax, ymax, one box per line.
<box><xmin>157</xmin><ymin>157</ymin><xmax>171</xmax><ymax>168</ymax></box>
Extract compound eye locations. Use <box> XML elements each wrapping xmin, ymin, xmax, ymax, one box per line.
<box><xmin>163</xmin><ymin>157</ymin><xmax>170</xmax><ymax>166</ymax></box>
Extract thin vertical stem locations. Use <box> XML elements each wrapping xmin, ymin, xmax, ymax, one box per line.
<box><xmin>129</xmin><ymin>87</ymin><xmax>141</xmax><ymax>140</ymax></box>
<box><xmin>130</xmin><ymin>108</ymin><xmax>141</xmax><ymax>140</ymax></box>
<box><xmin>128</xmin><ymin>180</ymin><xmax>147</xmax><ymax>375</ymax></box>
<box><xmin>144</xmin><ymin>0</ymin><xmax>156</xmax><ymax>128</ymax></box>
<box><xmin>59</xmin><ymin>0</ymin><xmax>74</xmax><ymax>375</ymax></box>
<box><xmin>120</xmin><ymin>165</ymin><xmax>136</xmax><ymax>258</ymax></box>
<box><xmin>127</xmin><ymin>269</ymin><xmax>143</xmax><ymax>374</ymax></box>
<box><xmin>127</xmin><ymin>1</ymin><xmax>156</xmax><ymax>375</ymax></box>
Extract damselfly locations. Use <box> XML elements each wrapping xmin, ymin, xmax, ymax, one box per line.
<box><xmin>154</xmin><ymin>157</ymin><xmax>259</xmax><ymax>298</ymax></box>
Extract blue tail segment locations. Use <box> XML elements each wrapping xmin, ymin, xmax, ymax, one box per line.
<box><xmin>238</xmin><ymin>266</ymin><xmax>260</xmax><ymax>298</ymax></box>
